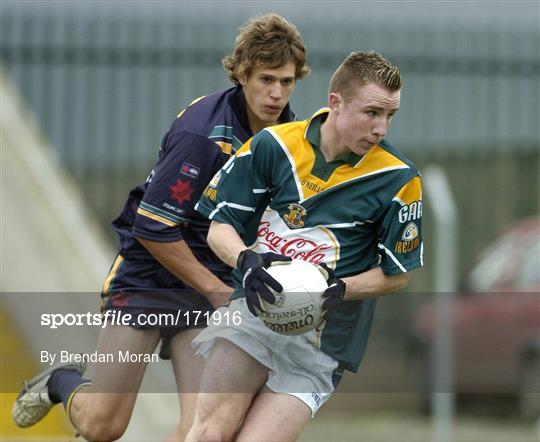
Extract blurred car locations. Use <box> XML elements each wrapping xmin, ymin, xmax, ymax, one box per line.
<box><xmin>410</xmin><ymin>216</ymin><xmax>540</xmax><ymax>418</ymax></box>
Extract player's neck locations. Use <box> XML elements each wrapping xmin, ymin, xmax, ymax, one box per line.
<box><xmin>320</xmin><ymin>118</ymin><xmax>349</xmax><ymax>162</ymax></box>
<box><xmin>249</xmin><ymin>120</ymin><xmax>265</xmax><ymax>135</ymax></box>
<box><xmin>246</xmin><ymin>107</ymin><xmax>269</xmax><ymax>135</ymax></box>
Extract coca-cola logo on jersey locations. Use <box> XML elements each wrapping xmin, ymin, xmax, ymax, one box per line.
<box><xmin>253</xmin><ymin>208</ymin><xmax>340</xmax><ymax>266</ymax></box>
<box><xmin>257</xmin><ymin>221</ymin><xmax>332</xmax><ymax>264</ymax></box>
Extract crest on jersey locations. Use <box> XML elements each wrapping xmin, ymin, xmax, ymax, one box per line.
<box><xmin>283</xmin><ymin>203</ymin><xmax>307</xmax><ymax>229</ymax></box>
<box><xmin>401</xmin><ymin>222</ymin><xmax>419</xmax><ymax>241</ymax></box>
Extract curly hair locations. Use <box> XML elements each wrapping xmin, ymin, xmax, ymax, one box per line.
<box><xmin>329</xmin><ymin>51</ymin><xmax>402</xmax><ymax>102</ymax></box>
<box><xmin>222</xmin><ymin>13</ymin><xmax>310</xmax><ymax>85</ymax></box>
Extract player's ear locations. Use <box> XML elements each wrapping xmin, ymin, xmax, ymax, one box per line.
<box><xmin>328</xmin><ymin>92</ymin><xmax>342</xmax><ymax>112</ymax></box>
<box><xmin>238</xmin><ymin>72</ymin><xmax>248</xmax><ymax>88</ymax></box>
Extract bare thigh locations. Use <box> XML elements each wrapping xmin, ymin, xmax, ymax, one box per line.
<box><xmin>236</xmin><ymin>385</ymin><xmax>311</xmax><ymax>442</ymax></box>
<box><xmin>170</xmin><ymin>328</ymin><xmax>206</xmax><ymax>423</ymax></box>
<box><xmin>70</xmin><ymin>324</ymin><xmax>160</xmax><ymax>432</ymax></box>
<box><xmin>186</xmin><ymin>339</ymin><xmax>269</xmax><ymax>441</ymax></box>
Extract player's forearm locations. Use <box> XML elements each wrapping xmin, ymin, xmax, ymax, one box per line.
<box><xmin>136</xmin><ymin>237</ymin><xmax>232</xmax><ymax>296</ymax></box>
<box><xmin>207</xmin><ymin>221</ymin><xmax>247</xmax><ymax>268</ymax></box>
<box><xmin>342</xmin><ymin>267</ymin><xmax>411</xmax><ymax>301</ymax></box>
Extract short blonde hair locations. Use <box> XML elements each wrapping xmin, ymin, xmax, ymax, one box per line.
<box><xmin>222</xmin><ymin>13</ymin><xmax>310</xmax><ymax>85</ymax></box>
<box><xmin>329</xmin><ymin>51</ymin><xmax>402</xmax><ymax>102</ymax></box>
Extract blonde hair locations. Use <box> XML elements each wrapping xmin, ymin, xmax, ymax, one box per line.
<box><xmin>222</xmin><ymin>13</ymin><xmax>310</xmax><ymax>85</ymax></box>
<box><xmin>329</xmin><ymin>51</ymin><xmax>402</xmax><ymax>102</ymax></box>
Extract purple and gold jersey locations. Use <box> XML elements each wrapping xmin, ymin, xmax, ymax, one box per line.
<box><xmin>104</xmin><ymin>86</ymin><xmax>295</xmax><ymax>301</ymax></box>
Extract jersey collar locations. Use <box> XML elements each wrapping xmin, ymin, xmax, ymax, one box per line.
<box><xmin>305</xmin><ymin>108</ymin><xmax>364</xmax><ymax>168</ymax></box>
<box><xmin>229</xmin><ymin>86</ymin><xmax>253</xmax><ymax>136</ymax></box>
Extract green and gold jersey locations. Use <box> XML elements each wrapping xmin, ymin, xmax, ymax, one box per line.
<box><xmin>196</xmin><ymin>108</ymin><xmax>423</xmax><ymax>372</ymax></box>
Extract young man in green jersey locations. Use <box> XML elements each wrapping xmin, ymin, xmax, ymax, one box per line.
<box><xmin>188</xmin><ymin>51</ymin><xmax>423</xmax><ymax>441</ymax></box>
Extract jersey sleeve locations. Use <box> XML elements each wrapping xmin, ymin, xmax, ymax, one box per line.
<box><xmin>195</xmin><ymin>130</ymin><xmax>275</xmax><ymax>237</ymax></box>
<box><xmin>132</xmin><ymin>130</ymin><xmax>225</xmax><ymax>242</ymax></box>
<box><xmin>377</xmin><ymin>175</ymin><xmax>424</xmax><ymax>275</ymax></box>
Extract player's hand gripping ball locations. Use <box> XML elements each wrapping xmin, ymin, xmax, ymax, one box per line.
<box><xmin>237</xmin><ymin>249</ymin><xmax>292</xmax><ymax>315</ymax></box>
<box><xmin>316</xmin><ymin>262</ymin><xmax>346</xmax><ymax>318</ymax></box>
<box><xmin>255</xmin><ymin>260</ymin><xmax>330</xmax><ymax>335</ymax></box>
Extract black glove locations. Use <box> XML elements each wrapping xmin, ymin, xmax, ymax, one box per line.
<box><xmin>237</xmin><ymin>250</ymin><xmax>292</xmax><ymax>315</ymax></box>
<box><xmin>317</xmin><ymin>263</ymin><xmax>346</xmax><ymax>318</ymax></box>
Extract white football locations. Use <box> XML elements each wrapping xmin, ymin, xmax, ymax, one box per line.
<box><xmin>256</xmin><ymin>260</ymin><xmax>328</xmax><ymax>335</ymax></box>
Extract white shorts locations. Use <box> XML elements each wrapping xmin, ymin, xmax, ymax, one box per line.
<box><xmin>192</xmin><ymin>298</ymin><xmax>340</xmax><ymax>416</ymax></box>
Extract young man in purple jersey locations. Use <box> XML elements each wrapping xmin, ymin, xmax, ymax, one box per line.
<box><xmin>13</xmin><ymin>13</ymin><xmax>310</xmax><ymax>442</ymax></box>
